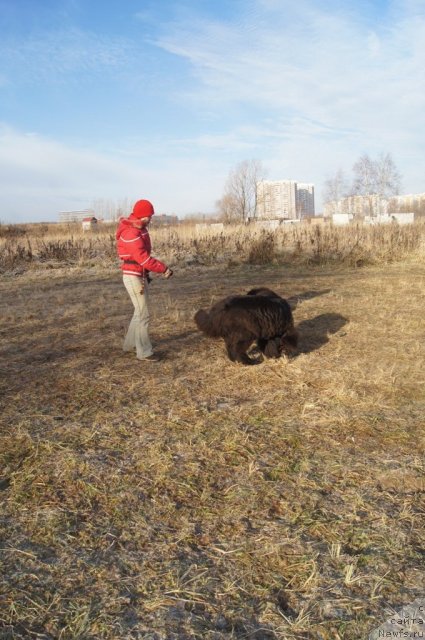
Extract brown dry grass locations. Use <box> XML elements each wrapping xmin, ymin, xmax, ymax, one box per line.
<box><xmin>1</xmin><ymin>220</ymin><xmax>424</xmax><ymax>274</ymax></box>
<box><xmin>0</xmin><ymin>257</ymin><xmax>424</xmax><ymax>639</ymax></box>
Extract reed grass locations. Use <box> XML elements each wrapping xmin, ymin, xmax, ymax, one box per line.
<box><xmin>1</xmin><ymin>220</ymin><xmax>424</xmax><ymax>274</ymax></box>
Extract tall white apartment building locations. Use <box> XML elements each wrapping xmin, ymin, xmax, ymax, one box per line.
<box><xmin>296</xmin><ymin>183</ymin><xmax>315</xmax><ymax>218</ymax></box>
<box><xmin>256</xmin><ymin>180</ymin><xmax>311</xmax><ymax>219</ymax></box>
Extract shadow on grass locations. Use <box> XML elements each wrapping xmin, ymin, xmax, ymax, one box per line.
<box><xmin>154</xmin><ymin>329</ymin><xmax>203</xmax><ymax>355</ymax></box>
<box><xmin>288</xmin><ymin>289</ymin><xmax>331</xmax><ymax>309</ymax></box>
<box><xmin>297</xmin><ymin>312</ymin><xmax>348</xmax><ymax>354</ymax></box>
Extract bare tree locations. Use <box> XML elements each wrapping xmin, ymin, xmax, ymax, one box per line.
<box><xmin>322</xmin><ymin>168</ymin><xmax>349</xmax><ymax>204</ymax></box>
<box><xmin>216</xmin><ymin>193</ymin><xmax>240</xmax><ymax>224</ymax></box>
<box><xmin>217</xmin><ymin>159</ymin><xmax>266</xmax><ymax>223</ymax></box>
<box><xmin>352</xmin><ymin>152</ymin><xmax>401</xmax><ymax>198</ymax></box>
<box><xmin>373</xmin><ymin>152</ymin><xmax>401</xmax><ymax>199</ymax></box>
<box><xmin>352</xmin><ymin>154</ymin><xmax>377</xmax><ymax>196</ymax></box>
<box><xmin>91</xmin><ymin>197</ymin><xmax>132</xmax><ymax>221</ymax></box>
<box><xmin>352</xmin><ymin>152</ymin><xmax>402</xmax><ymax>216</ymax></box>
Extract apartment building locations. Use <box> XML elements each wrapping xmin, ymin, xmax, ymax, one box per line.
<box><xmin>296</xmin><ymin>183</ymin><xmax>315</xmax><ymax>218</ymax></box>
<box><xmin>256</xmin><ymin>180</ymin><xmax>314</xmax><ymax>219</ymax></box>
<box><xmin>324</xmin><ymin>191</ymin><xmax>425</xmax><ymax>218</ymax></box>
<box><xmin>323</xmin><ymin>195</ymin><xmax>386</xmax><ymax>218</ymax></box>
<box><xmin>388</xmin><ymin>192</ymin><xmax>425</xmax><ymax>211</ymax></box>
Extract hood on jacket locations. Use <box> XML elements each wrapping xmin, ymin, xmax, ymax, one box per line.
<box><xmin>115</xmin><ymin>217</ymin><xmax>134</xmax><ymax>240</ymax></box>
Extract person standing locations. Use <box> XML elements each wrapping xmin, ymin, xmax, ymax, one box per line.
<box><xmin>116</xmin><ymin>199</ymin><xmax>173</xmax><ymax>361</ymax></box>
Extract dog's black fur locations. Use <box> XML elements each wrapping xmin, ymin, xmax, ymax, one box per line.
<box><xmin>194</xmin><ymin>287</ymin><xmax>298</xmax><ymax>365</ymax></box>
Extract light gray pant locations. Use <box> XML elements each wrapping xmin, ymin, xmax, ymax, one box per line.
<box><xmin>122</xmin><ymin>275</ymin><xmax>153</xmax><ymax>359</ymax></box>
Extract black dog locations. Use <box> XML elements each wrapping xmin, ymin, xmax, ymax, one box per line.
<box><xmin>194</xmin><ymin>287</ymin><xmax>298</xmax><ymax>365</ymax></box>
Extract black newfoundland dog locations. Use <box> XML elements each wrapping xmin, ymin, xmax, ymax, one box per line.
<box><xmin>194</xmin><ymin>287</ymin><xmax>298</xmax><ymax>365</ymax></box>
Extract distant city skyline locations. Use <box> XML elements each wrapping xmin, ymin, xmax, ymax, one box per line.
<box><xmin>1</xmin><ymin>0</ymin><xmax>424</xmax><ymax>223</ymax></box>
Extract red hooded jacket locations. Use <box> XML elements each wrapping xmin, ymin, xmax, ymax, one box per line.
<box><xmin>116</xmin><ymin>218</ymin><xmax>167</xmax><ymax>276</ymax></box>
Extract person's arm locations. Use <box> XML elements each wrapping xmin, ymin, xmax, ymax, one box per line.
<box><xmin>127</xmin><ymin>230</ymin><xmax>169</xmax><ymax>274</ymax></box>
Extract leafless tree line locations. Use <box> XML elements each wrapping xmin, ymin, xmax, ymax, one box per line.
<box><xmin>323</xmin><ymin>153</ymin><xmax>402</xmax><ymax>205</ymax></box>
<box><xmin>90</xmin><ymin>198</ymin><xmax>132</xmax><ymax>220</ymax></box>
<box><xmin>216</xmin><ymin>152</ymin><xmax>404</xmax><ymax>224</ymax></box>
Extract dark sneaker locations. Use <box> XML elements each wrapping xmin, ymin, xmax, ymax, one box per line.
<box><xmin>142</xmin><ymin>354</ymin><xmax>161</xmax><ymax>362</ymax></box>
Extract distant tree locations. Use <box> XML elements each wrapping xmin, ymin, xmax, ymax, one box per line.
<box><xmin>352</xmin><ymin>154</ymin><xmax>377</xmax><ymax>197</ymax></box>
<box><xmin>352</xmin><ymin>152</ymin><xmax>401</xmax><ymax>198</ymax></box>
<box><xmin>216</xmin><ymin>193</ymin><xmax>240</xmax><ymax>224</ymax></box>
<box><xmin>217</xmin><ymin>159</ymin><xmax>266</xmax><ymax>223</ymax></box>
<box><xmin>91</xmin><ymin>197</ymin><xmax>131</xmax><ymax>220</ymax></box>
<box><xmin>322</xmin><ymin>168</ymin><xmax>349</xmax><ymax>204</ymax></box>
<box><xmin>373</xmin><ymin>152</ymin><xmax>402</xmax><ymax>199</ymax></box>
<box><xmin>352</xmin><ymin>152</ymin><xmax>402</xmax><ymax>216</ymax></box>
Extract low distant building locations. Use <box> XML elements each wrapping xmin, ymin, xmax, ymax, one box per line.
<box><xmin>364</xmin><ymin>213</ymin><xmax>415</xmax><ymax>225</ymax></box>
<box><xmin>82</xmin><ymin>216</ymin><xmax>98</xmax><ymax>231</ymax></box>
<box><xmin>324</xmin><ymin>192</ymin><xmax>425</xmax><ymax>219</ymax></box>
<box><xmin>330</xmin><ymin>211</ymin><xmax>415</xmax><ymax>226</ymax></box>
<box><xmin>388</xmin><ymin>193</ymin><xmax>425</xmax><ymax>212</ymax></box>
<box><xmin>59</xmin><ymin>209</ymin><xmax>95</xmax><ymax>223</ymax></box>
<box><xmin>332</xmin><ymin>213</ymin><xmax>353</xmax><ymax>226</ymax></box>
<box><xmin>324</xmin><ymin>195</ymin><xmax>386</xmax><ymax>219</ymax></box>
<box><xmin>389</xmin><ymin>212</ymin><xmax>415</xmax><ymax>224</ymax></box>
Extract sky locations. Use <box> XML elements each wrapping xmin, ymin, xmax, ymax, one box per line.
<box><xmin>0</xmin><ymin>0</ymin><xmax>424</xmax><ymax>223</ymax></box>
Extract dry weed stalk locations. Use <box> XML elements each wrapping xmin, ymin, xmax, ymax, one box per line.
<box><xmin>1</xmin><ymin>219</ymin><xmax>424</xmax><ymax>273</ymax></box>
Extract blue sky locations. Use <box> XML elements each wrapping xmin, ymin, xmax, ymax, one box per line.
<box><xmin>0</xmin><ymin>0</ymin><xmax>424</xmax><ymax>222</ymax></box>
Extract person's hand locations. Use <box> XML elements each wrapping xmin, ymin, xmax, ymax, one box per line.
<box><xmin>163</xmin><ymin>267</ymin><xmax>173</xmax><ymax>279</ymax></box>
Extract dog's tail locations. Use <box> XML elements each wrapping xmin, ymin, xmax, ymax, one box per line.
<box><xmin>194</xmin><ymin>309</ymin><xmax>219</xmax><ymax>337</ymax></box>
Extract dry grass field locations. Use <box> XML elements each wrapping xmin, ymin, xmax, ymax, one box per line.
<box><xmin>0</xmin><ymin>223</ymin><xmax>424</xmax><ymax>639</ymax></box>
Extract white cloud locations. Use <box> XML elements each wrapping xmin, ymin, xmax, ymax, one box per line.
<box><xmin>155</xmin><ymin>3</ymin><xmax>425</xmax><ymax>131</ymax></box>
<box><xmin>0</xmin><ymin>126</ymin><xmax>225</xmax><ymax>222</ymax></box>
<box><xmin>150</xmin><ymin>0</ymin><xmax>425</xmax><ymax>201</ymax></box>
